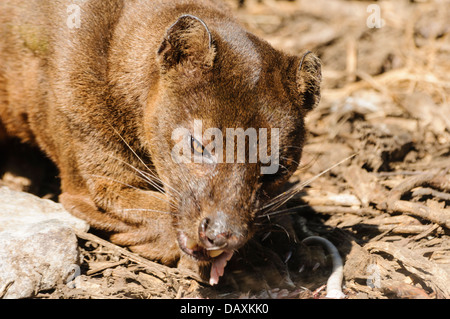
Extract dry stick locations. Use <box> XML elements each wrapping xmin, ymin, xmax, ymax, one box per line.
<box><xmin>413</xmin><ymin>223</ymin><xmax>441</xmax><ymax>241</ymax></box>
<box><xmin>309</xmin><ymin>205</ymin><xmax>379</xmax><ymax>217</ymax></box>
<box><xmin>388</xmin><ymin>201</ymin><xmax>450</xmax><ymax>229</ymax></box>
<box><xmin>323</xmin><ymin>67</ymin><xmax>449</xmax><ymax>102</ymax></box>
<box><xmin>0</xmin><ymin>280</ymin><xmax>14</xmax><ymax>299</ymax></box>
<box><xmin>86</xmin><ymin>259</ymin><xmax>129</xmax><ymax>276</ymax></box>
<box><xmin>75</xmin><ymin>231</ymin><xmax>205</xmax><ymax>283</ymax></box>
<box><xmin>366</xmin><ymin>241</ymin><xmax>450</xmax><ymax>299</ymax></box>
<box><xmin>411</xmin><ymin>187</ymin><xmax>450</xmax><ymax>201</ymax></box>
<box><xmin>346</xmin><ymin>37</ymin><xmax>357</xmax><ymax>83</ymax></box>
<box><xmin>387</xmin><ymin>170</ymin><xmax>440</xmax><ymax>201</ymax></box>
<box><xmin>358</xmin><ymin>224</ymin><xmax>438</xmax><ymax>235</ymax></box>
<box><xmin>427</xmin><ymin>176</ymin><xmax>450</xmax><ymax>193</ymax></box>
<box><xmin>386</xmin><ymin>171</ymin><xmax>450</xmax><ymax>229</ymax></box>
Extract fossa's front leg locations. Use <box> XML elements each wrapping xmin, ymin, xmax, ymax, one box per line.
<box><xmin>60</xmin><ymin>186</ymin><xmax>181</xmax><ymax>266</ymax></box>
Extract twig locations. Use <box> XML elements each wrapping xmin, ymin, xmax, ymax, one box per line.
<box><xmin>75</xmin><ymin>231</ymin><xmax>205</xmax><ymax>283</ymax></box>
<box><xmin>375</xmin><ymin>171</ymin><xmax>427</xmax><ymax>177</ymax></box>
<box><xmin>306</xmin><ymin>205</ymin><xmax>379</xmax><ymax>217</ymax></box>
<box><xmin>387</xmin><ymin>201</ymin><xmax>449</xmax><ymax>229</ymax></box>
<box><xmin>323</xmin><ymin>67</ymin><xmax>450</xmax><ymax>102</ymax></box>
<box><xmin>366</xmin><ymin>241</ymin><xmax>450</xmax><ymax>299</ymax></box>
<box><xmin>411</xmin><ymin>187</ymin><xmax>450</xmax><ymax>201</ymax></box>
<box><xmin>387</xmin><ymin>171</ymin><xmax>439</xmax><ymax>202</ymax></box>
<box><xmin>358</xmin><ymin>224</ymin><xmax>439</xmax><ymax>235</ymax></box>
<box><xmin>86</xmin><ymin>259</ymin><xmax>129</xmax><ymax>276</ymax></box>
<box><xmin>385</xmin><ymin>171</ymin><xmax>450</xmax><ymax>229</ymax></box>
<box><xmin>346</xmin><ymin>37</ymin><xmax>357</xmax><ymax>83</ymax></box>
<box><xmin>413</xmin><ymin>224</ymin><xmax>441</xmax><ymax>241</ymax></box>
<box><xmin>301</xmin><ymin>193</ymin><xmax>360</xmax><ymax>207</ymax></box>
<box><xmin>426</xmin><ymin>176</ymin><xmax>450</xmax><ymax>193</ymax></box>
<box><xmin>0</xmin><ymin>280</ymin><xmax>14</xmax><ymax>299</ymax></box>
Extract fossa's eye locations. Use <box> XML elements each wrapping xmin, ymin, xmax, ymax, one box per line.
<box><xmin>190</xmin><ymin>135</ymin><xmax>214</xmax><ymax>163</ymax></box>
<box><xmin>191</xmin><ymin>136</ymin><xmax>204</xmax><ymax>155</ymax></box>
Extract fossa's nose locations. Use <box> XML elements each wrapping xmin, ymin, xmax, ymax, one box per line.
<box><xmin>198</xmin><ymin>211</ymin><xmax>244</xmax><ymax>250</ymax></box>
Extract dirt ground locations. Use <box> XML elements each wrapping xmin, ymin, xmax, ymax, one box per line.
<box><xmin>1</xmin><ymin>0</ymin><xmax>449</xmax><ymax>299</ymax></box>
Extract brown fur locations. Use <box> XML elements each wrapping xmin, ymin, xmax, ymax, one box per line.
<box><xmin>0</xmin><ymin>0</ymin><xmax>321</xmax><ymax>279</ymax></box>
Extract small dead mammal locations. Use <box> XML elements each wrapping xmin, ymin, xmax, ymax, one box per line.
<box><xmin>0</xmin><ymin>0</ymin><xmax>321</xmax><ymax>285</ymax></box>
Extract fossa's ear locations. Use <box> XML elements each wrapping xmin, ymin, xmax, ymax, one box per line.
<box><xmin>157</xmin><ymin>14</ymin><xmax>216</xmax><ymax>72</ymax></box>
<box><xmin>296</xmin><ymin>51</ymin><xmax>322</xmax><ymax>112</ymax></box>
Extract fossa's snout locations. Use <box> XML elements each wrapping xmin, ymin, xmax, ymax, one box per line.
<box><xmin>198</xmin><ymin>210</ymin><xmax>246</xmax><ymax>251</ymax></box>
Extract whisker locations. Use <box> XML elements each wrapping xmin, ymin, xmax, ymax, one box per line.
<box><xmin>295</xmin><ymin>153</ymin><xmax>320</xmax><ymax>174</ymax></box>
<box><xmin>278</xmin><ymin>163</ymin><xmax>290</xmax><ymax>173</ymax></box>
<box><xmin>140</xmin><ymin>170</ymin><xmax>182</xmax><ymax>197</ymax></box>
<box><xmin>260</xmin><ymin>153</ymin><xmax>357</xmax><ymax>213</ymax></box>
<box><xmin>176</xmin><ymin>162</ymin><xmax>202</xmax><ymax>211</ymax></box>
<box><xmin>106</xmin><ymin>122</ymin><xmax>153</xmax><ymax>174</ymax></box>
<box><xmin>121</xmin><ymin>208</ymin><xmax>174</xmax><ymax>215</ymax></box>
<box><xmin>121</xmin><ymin>160</ymin><xmax>167</xmax><ymax>194</ymax></box>
<box><xmin>105</xmin><ymin>152</ymin><xmax>182</xmax><ymax>197</ymax></box>
<box><xmin>284</xmin><ymin>145</ymin><xmax>304</xmax><ymax>150</ymax></box>
<box><xmin>270</xmin><ymin>223</ymin><xmax>291</xmax><ymax>240</ymax></box>
<box><xmin>257</xmin><ymin>203</ymin><xmax>310</xmax><ymax>219</ymax></box>
<box><xmin>87</xmin><ymin>173</ymin><xmax>176</xmax><ymax>208</ymax></box>
<box><xmin>279</xmin><ymin>156</ymin><xmax>301</xmax><ymax>167</ymax></box>
<box><xmin>104</xmin><ymin>120</ymin><xmax>183</xmax><ymax>197</ymax></box>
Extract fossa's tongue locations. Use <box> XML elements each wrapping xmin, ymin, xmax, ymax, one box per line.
<box><xmin>209</xmin><ymin>251</ymin><xmax>233</xmax><ymax>285</ymax></box>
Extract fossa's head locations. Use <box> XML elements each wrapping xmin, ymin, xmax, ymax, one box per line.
<box><xmin>144</xmin><ymin>15</ymin><xmax>321</xmax><ymax>281</ymax></box>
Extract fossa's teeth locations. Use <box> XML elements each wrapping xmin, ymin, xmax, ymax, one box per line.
<box><xmin>186</xmin><ymin>238</ymin><xmax>198</xmax><ymax>250</ymax></box>
<box><xmin>208</xmin><ymin>249</ymin><xmax>224</xmax><ymax>258</ymax></box>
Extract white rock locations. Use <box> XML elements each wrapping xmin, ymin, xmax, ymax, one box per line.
<box><xmin>0</xmin><ymin>186</ymin><xmax>89</xmax><ymax>233</ymax></box>
<box><xmin>0</xmin><ymin>220</ymin><xmax>80</xmax><ymax>298</ymax></box>
<box><xmin>0</xmin><ymin>186</ymin><xmax>89</xmax><ymax>298</ymax></box>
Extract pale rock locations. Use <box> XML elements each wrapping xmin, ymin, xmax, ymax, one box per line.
<box><xmin>0</xmin><ymin>186</ymin><xmax>89</xmax><ymax>233</ymax></box>
<box><xmin>0</xmin><ymin>186</ymin><xmax>89</xmax><ymax>298</ymax></box>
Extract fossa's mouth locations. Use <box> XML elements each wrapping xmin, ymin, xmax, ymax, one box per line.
<box><xmin>178</xmin><ymin>232</ymin><xmax>233</xmax><ymax>285</ymax></box>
